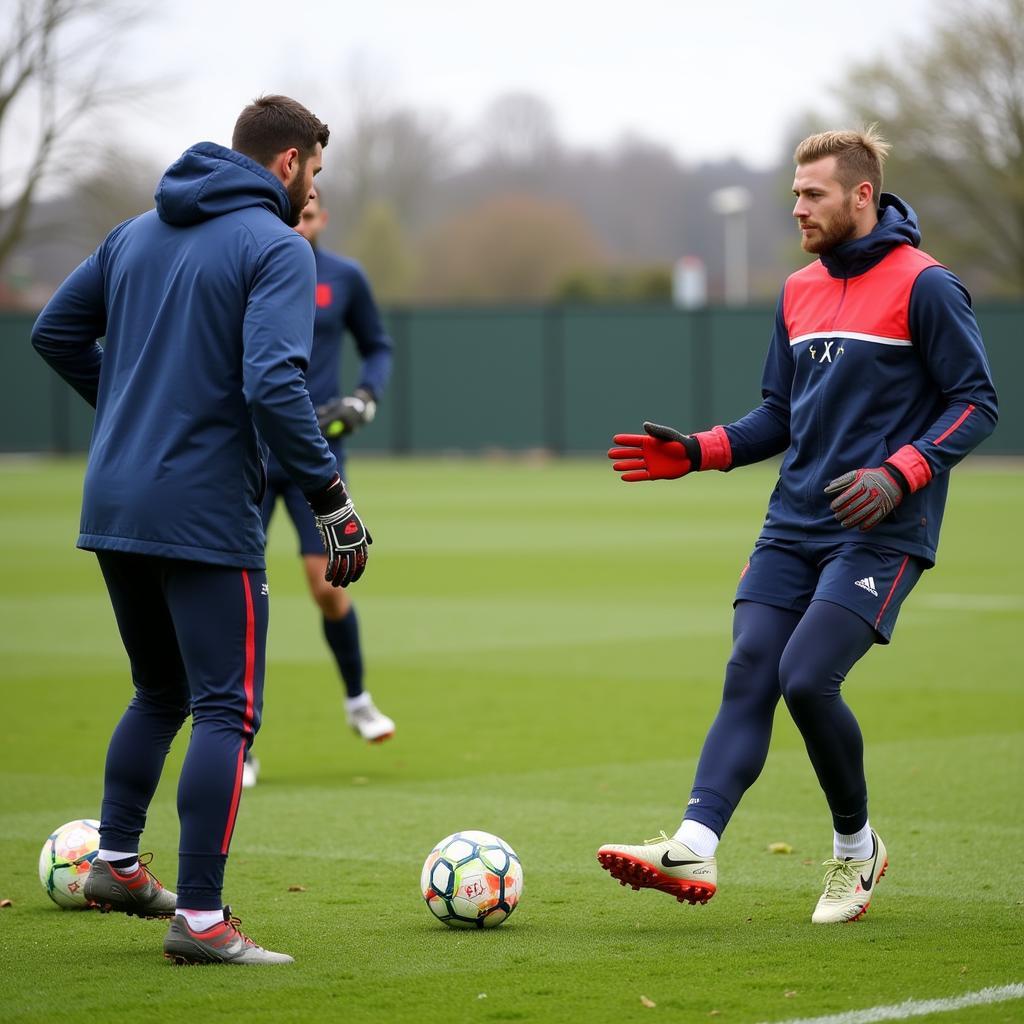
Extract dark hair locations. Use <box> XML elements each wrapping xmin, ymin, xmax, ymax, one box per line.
<box><xmin>231</xmin><ymin>95</ymin><xmax>329</xmax><ymax>167</ymax></box>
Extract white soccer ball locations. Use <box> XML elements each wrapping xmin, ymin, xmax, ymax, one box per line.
<box><xmin>38</xmin><ymin>819</ymin><xmax>100</xmax><ymax>908</ymax></box>
<box><xmin>420</xmin><ymin>829</ymin><xmax>523</xmax><ymax>929</ymax></box>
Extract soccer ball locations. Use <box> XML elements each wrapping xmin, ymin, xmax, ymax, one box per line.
<box><xmin>420</xmin><ymin>830</ymin><xmax>523</xmax><ymax>929</ymax></box>
<box><xmin>38</xmin><ymin>819</ymin><xmax>100</xmax><ymax>908</ymax></box>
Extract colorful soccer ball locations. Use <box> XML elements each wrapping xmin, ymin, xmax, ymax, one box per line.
<box><xmin>421</xmin><ymin>830</ymin><xmax>523</xmax><ymax>929</ymax></box>
<box><xmin>38</xmin><ymin>819</ymin><xmax>100</xmax><ymax>908</ymax></box>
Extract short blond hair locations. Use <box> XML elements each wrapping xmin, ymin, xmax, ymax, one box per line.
<box><xmin>794</xmin><ymin>125</ymin><xmax>890</xmax><ymax>205</ymax></box>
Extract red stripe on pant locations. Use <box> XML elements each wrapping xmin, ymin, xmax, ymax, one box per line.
<box><xmin>876</xmin><ymin>556</ymin><xmax>910</xmax><ymax>629</ymax></box>
<box><xmin>221</xmin><ymin>570</ymin><xmax>257</xmax><ymax>855</ymax></box>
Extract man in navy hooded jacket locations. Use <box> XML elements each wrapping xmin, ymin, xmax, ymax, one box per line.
<box><xmin>598</xmin><ymin>127</ymin><xmax>997</xmax><ymax>925</ymax></box>
<box><xmin>31</xmin><ymin>95</ymin><xmax>370</xmax><ymax>965</ymax></box>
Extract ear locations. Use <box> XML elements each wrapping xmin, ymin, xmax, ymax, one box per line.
<box><xmin>853</xmin><ymin>180</ymin><xmax>874</xmax><ymax>211</ymax></box>
<box><xmin>270</xmin><ymin>147</ymin><xmax>301</xmax><ymax>184</ymax></box>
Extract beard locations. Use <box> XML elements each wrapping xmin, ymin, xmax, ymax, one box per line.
<box><xmin>285</xmin><ymin>165</ymin><xmax>310</xmax><ymax>227</ymax></box>
<box><xmin>801</xmin><ymin>195</ymin><xmax>857</xmax><ymax>254</ymax></box>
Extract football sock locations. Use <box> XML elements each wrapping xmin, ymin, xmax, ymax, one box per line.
<box><xmin>345</xmin><ymin>691</ymin><xmax>372</xmax><ymax>714</ymax></box>
<box><xmin>99</xmin><ymin>849</ymin><xmax>139</xmax><ymax>873</ymax></box>
<box><xmin>834</xmin><ymin>821</ymin><xmax>873</xmax><ymax>860</ymax></box>
<box><xmin>673</xmin><ymin>819</ymin><xmax>719</xmax><ymax>857</ymax></box>
<box><xmin>178</xmin><ymin>908</ymin><xmax>224</xmax><ymax>932</ymax></box>
<box><xmin>323</xmin><ymin>607</ymin><xmax>364</xmax><ymax>699</ymax></box>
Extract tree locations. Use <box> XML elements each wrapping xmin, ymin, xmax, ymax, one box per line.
<box><xmin>346</xmin><ymin>200</ymin><xmax>416</xmax><ymax>302</ymax></box>
<box><xmin>416</xmin><ymin>194</ymin><xmax>607</xmax><ymax>301</ymax></box>
<box><xmin>839</xmin><ymin>0</ymin><xmax>1024</xmax><ymax>294</ymax></box>
<box><xmin>0</xmin><ymin>0</ymin><xmax>150</xmax><ymax>276</ymax></box>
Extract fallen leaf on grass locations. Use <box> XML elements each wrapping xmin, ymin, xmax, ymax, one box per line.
<box><xmin>640</xmin><ymin>995</ymin><xmax>656</xmax><ymax>1008</ymax></box>
<box><xmin>477</xmin><ymin>993</ymin><xmax>487</xmax><ymax>1000</ymax></box>
<box><xmin>784</xmin><ymin>991</ymin><xmax>798</xmax><ymax>998</ymax></box>
<box><xmin>287</xmin><ymin>885</ymin><xmax>307</xmax><ymax>892</ymax></box>
<box><xmin>768</xmin><ymin>842</ymin><xmax>793</xmax><ymax>854</ymax></box>
<box><xmin>960</xmin><ymin>965</ymin><xmax>968</xmax><ymax>975</ymax></box>
<box><xmin>0</xmin><ymin>899</ymin><xmax>11</xmax><ymax>908</ymax></box>
<box><xmin>708</xmin><ymin>1012</ymin><xmax>721</xmax><ymax>1017</ymax></box>
<box><xmin>801</xmin><ymin>858</ymin><xmax>815</xmax><ymax>866</ymax></box>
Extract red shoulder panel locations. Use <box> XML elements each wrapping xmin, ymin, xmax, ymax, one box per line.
<box><xmin>784</xmin><ymin>246</ymin><xmax>941</xmax><ymax>344</ymax></box>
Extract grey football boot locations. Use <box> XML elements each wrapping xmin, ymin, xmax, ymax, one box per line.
<box><xmin>84</xmin><ymin>854</ymin><xmax>177</xmax><ymax>918</ymax></box>
<box><xmin>163</xmin><ymin>907</ymin><xmax>294</xmax><ymax>965</ymax></box>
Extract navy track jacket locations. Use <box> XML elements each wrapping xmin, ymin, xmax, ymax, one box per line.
<box><xmin>31</xmin><ymin>142</ymin><xmax>338</xmax><ymax>569</ymax></box>
<box><xmin>721</xmin><ymin>194</ymin><xmax>997</xmax><ymax>566</ymax></box>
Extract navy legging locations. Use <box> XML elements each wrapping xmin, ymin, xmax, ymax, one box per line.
<box><xmin>685</xmin><ymin>599</ymin><xmax>876</xmax><ymax>837</ymax></box>
<box><xmin>95</xmin><ymin>552</ymin><xmax>268</xmax><ymax>910</ymax></box>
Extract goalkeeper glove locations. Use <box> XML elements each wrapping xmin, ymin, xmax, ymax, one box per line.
<box><xmin>608</xmin><ymin>422</ymin><xmax>732</xmax><ymax>481</ymax></box>
<box><xmin>825</xmin><ymin>444</ymin><xmax>931</xmax><ymax>531</ymax></box>
<box><xmin>824</xmin><ymin>464</ymin><xmax>908</xmax><ymax>531</ymax></box>
<box><xmin>306</xmin><ymin>475</ymin><xmax>372</xmax><ymax>587</ymax></box>
<box><xmin>316</xmin><ymin>388</ymin><xmax>377</xmax><ymax>440</ymax></box>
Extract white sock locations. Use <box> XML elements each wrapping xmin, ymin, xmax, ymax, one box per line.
<box><xmin>178</xmin><ymin>908</ymin><xmax>224</xmax><ymax>932</ymax></box>
<box><xmin>834</xmin><ymin>822</ymin><xmax>873</xmax><ymax>860</ymax></box>
<box><xmin>672</xmin><ymin>819</ymin><xmax>719</xmax><ymax>857</ymax></box>
<box><xmin>345</xmin><ymin>691</ymin><xmax>372</xmax><ymax>713</ymax></box>
<box><xmin>98</xmin><ymin>849</ymin><xmax>139</xmax><ymax>872</ymax></box>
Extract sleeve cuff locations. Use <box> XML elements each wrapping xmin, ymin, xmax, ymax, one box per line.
<box><xmin>885</xmin><ymin>444</ymin><xmax>932</xmax><ymax>493</ymax></box>
<box><xmin>694</xmin><ymin>425</ymin><xmax>733</xmax><ymax>472</ymax></box>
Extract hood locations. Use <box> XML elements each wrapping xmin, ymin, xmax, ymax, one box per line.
<box><xmin>155</xmin><ymin>142</ymin><xmax>291</xmax><ymax>227</ymax></box>
<box><xmin>820</xmin><ymin>193</ymin><xmax>921</xmax><ymax>278</ymax></box>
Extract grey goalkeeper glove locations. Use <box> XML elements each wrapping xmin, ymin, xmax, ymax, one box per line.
<box><xmin>306</xmin><ymin>475</ymin><xmax>372</xmax><ymax>587</ymax></box>
<box><xmin>824</xmin><ymin>464</ymin><xmax>909</xmax><ymax>531</ymax></box>
<box><xmin>316</xmin><ymin>388</ymin><xmax>377</xmax><ymax>440</ymax></box>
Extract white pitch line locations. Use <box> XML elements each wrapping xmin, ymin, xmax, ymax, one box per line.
<box><xmin>757</xmin><ymin>982</ymin><xmax>1024</xmax><ymax>1024</ymax></box>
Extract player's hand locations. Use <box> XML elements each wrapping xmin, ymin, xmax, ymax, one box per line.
<box><xmin>316</xmin><ymin>388</ymin><xmax>377</xmax><ymax>439</ymax></box>
<box><xmin>306</xmin><ymin>475</ymin><xmax>372</xmax><ymax>587</ymax></box>
<box><xmin>824</xmin><ymin>464</ymin><xmax>908</xmax><ymax>531</ymax></box>
<box><xmin>608</xmin><ymin>421</ymin><xmax>702</xmax><ymax>481</ymax></box>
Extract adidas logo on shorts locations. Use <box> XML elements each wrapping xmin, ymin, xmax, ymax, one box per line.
<box><xmin>854</xmin><ymin>576</ymin><xmax>879</xmax><ymax>597</ymax></box>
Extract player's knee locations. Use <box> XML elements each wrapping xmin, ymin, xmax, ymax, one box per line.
<box><xmin>312</xmin><ymin>581</ymin><xmax>350</xmax><ymax>618</ymax></box>
<box><xmin>778</xmin><ymin>658</ymin><xmax>825</xmax><ymax>717</ymax></box>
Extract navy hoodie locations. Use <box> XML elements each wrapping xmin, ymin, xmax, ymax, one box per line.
<box><xmin>721</xmin><ymin>194</ymin><xmax>997</xmax><ymax>566</ymax></box>
<box><xmin>31</xmin><ymin>142</ymin><xmax>337</xmax><ymax>569</ymax></box>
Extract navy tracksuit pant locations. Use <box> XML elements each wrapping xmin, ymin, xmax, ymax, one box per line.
<box><xmin>95</xmin><ymin>551</ymin><xmax>268</xmax><ymax>910</ymax></box>
<box><xmin>684</xmin><ymin>600</ymin><xmax>877</xmax><ymax>838</ymax></box>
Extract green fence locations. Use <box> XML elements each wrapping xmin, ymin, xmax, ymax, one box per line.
<box><xmin>2</xmin><ymin>304</ymin><xmax>1021</xmax><ymax>455</ymax></box>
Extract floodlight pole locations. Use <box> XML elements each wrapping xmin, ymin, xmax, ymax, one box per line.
<box><xmin>709</xmin><ymin>186</ymin><xmax>751</xmax><ymax>306</ymax></box>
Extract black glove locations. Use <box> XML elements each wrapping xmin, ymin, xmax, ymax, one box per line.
<box><xmin>824</xmin><ymin>464</ymin><xmax>908</xmax><ymax>531</ymax></box>
<box><xmin>306</xmin><ymin>475</ymin><xmax>372</xmax><ymax>587</ymax></box>
<box><xmin>316</xmin><ymin>388</ymin><xmax>377</xmax><ymax>440</ymax></box>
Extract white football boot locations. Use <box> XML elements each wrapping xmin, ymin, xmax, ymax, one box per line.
<box><xmin>345</xmin><ymin>695</ymin><xmax>395</xmax><ymax>743</ymax></box>
<box><xmin>241</xmin><ymin>755</ymin><xmax>259</xmax><ymax>789</ymax></box>
<box><xmin>597</xmin><ymin>832</ymin><xmax>717</xmax><ymax>904</ymax></box>
<box><xmin>811</xmin><ymin>830</ymin><xmax>888</xmax><ymax>924</ymax></box>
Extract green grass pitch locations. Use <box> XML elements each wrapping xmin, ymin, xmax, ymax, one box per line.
<box><xmin>1</xmin><ymin>456</ymin><xmax>1022</xmax><ymax>1023</ymax></box>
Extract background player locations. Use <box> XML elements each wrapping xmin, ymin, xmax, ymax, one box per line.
<box><xmin>245</xmin><ymin>191</ymin><xmax>394</xmax><ymax>788</ymax></box>
<box><xmin>31</xmin><ymin>96</ymin><xmax>371</xmax><ymax>964</ymax></box>
<box><xmin>598</xmin><ymin>126</ymin><xmax>997</xmax><ymax>924</ymax></box>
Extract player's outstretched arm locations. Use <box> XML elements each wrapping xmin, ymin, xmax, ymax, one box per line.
<box><xmin>608</xmin><ymin>422</ymin><xmax>732</xmax><ymax>482</ymax></box>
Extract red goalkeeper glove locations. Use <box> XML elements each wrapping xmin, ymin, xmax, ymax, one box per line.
<box><xmin>608</xmin><ymin>422</ymin><xmax>732</xmax><ymax>481</ymax></box>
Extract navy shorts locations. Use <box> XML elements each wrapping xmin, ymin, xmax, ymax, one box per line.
<box><xmin>735</xmin><ymin>537</ymin><xmax>926</xmax><ymax>643</ymax></box>
<box><xmin>261</xmin><ymin>454</ymin><xmax>347</xmax><ymax>557</ymax></box>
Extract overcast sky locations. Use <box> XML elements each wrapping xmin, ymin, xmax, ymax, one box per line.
<box><xmin>109</xmin><ymin>0</ymin><xmax>940</xmax><ymax>172</ymax></box>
